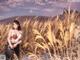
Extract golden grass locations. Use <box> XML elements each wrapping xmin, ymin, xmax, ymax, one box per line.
<box><xmin>0</xmin><ymin>10</ymin><xmax>80</xmax><ymax>60</ymax></box>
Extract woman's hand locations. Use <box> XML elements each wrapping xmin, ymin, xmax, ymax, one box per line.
<box><xmin>11</xmin><ymin>38</ymin><xmax>20</xmax><ymax>43</ymax></box>
<box><xmin>9</xmin><ymin>45</ymin><xmax>14</xmax><ymax>49</ymax></box>
<box><xmin>13</xmin><ymin>40</ymin><xmax>22</xmax><ymax>48</ymax></box>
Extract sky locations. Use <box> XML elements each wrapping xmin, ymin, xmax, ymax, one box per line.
<box><xmin>0</xmin><ymin>0</ymin><xmax>80</xmax><ymax>20</ymax></box>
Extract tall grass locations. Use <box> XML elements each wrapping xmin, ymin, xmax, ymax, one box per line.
<box><xmin>0</xmin><ymin>10</ymin><xmax>80</xmax><ymax>60</ymax></box>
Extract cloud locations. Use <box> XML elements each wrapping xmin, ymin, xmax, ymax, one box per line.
<box><xmin>0</xmin><ymin>0</ymin><xmax>26</xmax><ymax>12</ymax></box>
<box><xmin>0</xmin><ymin>5</ymin><xmax>10</xmax><ymax>12</ymax></box>
<box><xmin>0</xmin><ymin>16</ymin><xmax>4</xmax><ymax>19</ymax></box>
<box><xmin>42</xmin><ymin>8</ymin><xmax>54</xmax><ymax>12</ymax></box>
<box><xmin>6</xmin><ymin>0</ymin><xmax>25</xmax><ymax>7</ymax></box>
<box><xmin>0</xmin><ymin>0</ymin><xmax>80</xmax><ymax>18</ymax></box>
<box><xmin>0</xmin><ymin>0</ymin><xmax>69</xmax><ymax>10</ymax></box>
<box><xmin>68</xmin><ymin>0</ymin><xmax>80</xmax><ymax>2</ymax></box>
<box><xmin>0</xmin><ymin>0</ymin><xmax>26</xmax><ymax>8</ymax></box>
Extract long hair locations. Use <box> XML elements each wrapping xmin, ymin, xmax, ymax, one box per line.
<box><xmin>13</xmin><ymin>20</ymin><xmax>21</xmax><ymax>30</ymax></box>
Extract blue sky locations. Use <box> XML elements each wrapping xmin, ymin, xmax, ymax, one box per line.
<box><xmin>0</xmin><ymin>0</ymin><xmax>80</xmax><ymax>20</ymax></box>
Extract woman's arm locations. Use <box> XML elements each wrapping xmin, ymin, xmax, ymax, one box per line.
<box><xmin>14</xmin><ymin>31</ymin><xmax>22</xmax><ymax>43</ymax></box>
<box><xmin>13</xmin><ymin>40</ymin><xmax>22</xmax><ymax>48</ymax></box>
<box><xmin>7</xmin><ymin>29</ymin><xmax>13</xmax><ymax>49</ymax></box>
<box><xmin>10</xmin><ymin>31</ymin><xmax>22</xmax><ymax>48</ymax></box>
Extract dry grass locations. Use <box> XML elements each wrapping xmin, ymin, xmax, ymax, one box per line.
<box><xmin>0</xmin><ymin>10</ymin><xmax>80</xmax><ymax>60</ymax></box>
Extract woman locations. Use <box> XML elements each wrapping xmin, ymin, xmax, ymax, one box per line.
<box><xmin>5</xmin><ymin>20</ymin><xmax>22</xmax><ymax>60</ymax></box>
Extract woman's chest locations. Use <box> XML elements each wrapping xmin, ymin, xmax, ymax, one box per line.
<box><xmin>10</xmin><ymin>30</ymin><xmax>18</xmax><ymax>39</ymax></box>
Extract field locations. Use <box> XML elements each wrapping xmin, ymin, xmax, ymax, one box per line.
<box><xmin>0</xmin><ymin>10</ymin><xmax>80</xmax><ymax>60</ymax></box>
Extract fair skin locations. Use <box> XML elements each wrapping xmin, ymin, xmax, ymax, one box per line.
<box><xmin>7</xmin><ymin>23</ymin><xmax>22</xmax><ymax>49</ymax></box>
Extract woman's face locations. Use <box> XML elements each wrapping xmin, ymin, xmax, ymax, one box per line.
<box><xmin>13</xmin><ymin>23</ymin><xmax>18</xmax><ymax>29</ymax></box>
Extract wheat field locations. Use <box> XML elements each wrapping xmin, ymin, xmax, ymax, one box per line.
<box><xmin>0</xmin><ymin>10</ymin><xmax>80</xmax><ymax>60</ymax></box>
